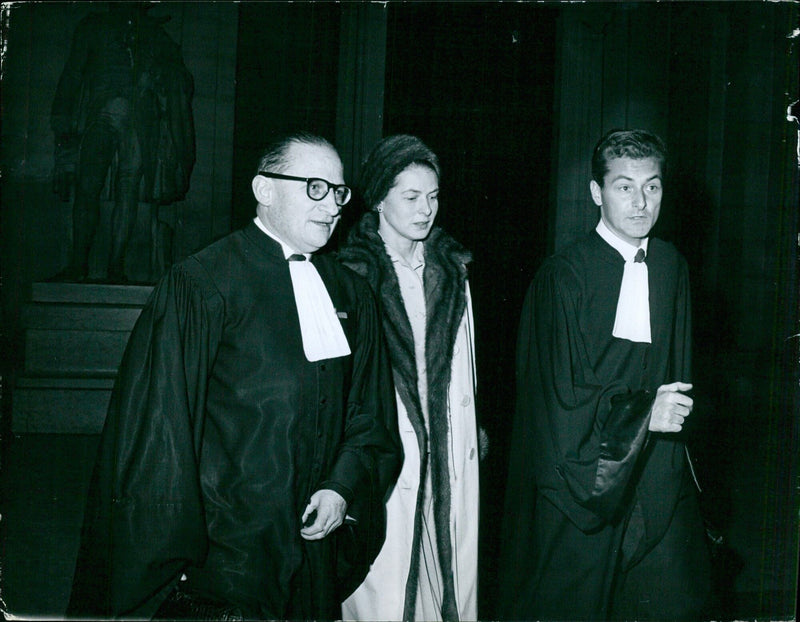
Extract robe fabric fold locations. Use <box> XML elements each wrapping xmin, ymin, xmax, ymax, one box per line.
<box><xmin>67</xmin><ymin>221</ymin><xmax>401</xmax><ymax>619</ymax></box>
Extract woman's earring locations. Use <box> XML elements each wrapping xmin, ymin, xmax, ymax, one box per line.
<box><xmin>376</xmin><ymin>203</ymin><xmax>383</xmax><ymax>213</ymax></box>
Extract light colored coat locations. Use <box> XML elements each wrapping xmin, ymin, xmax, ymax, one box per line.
<box><xmin>338</xmin><ymin>214</ymin><xmax>480</xmax><ymax>621</ymax></box>
<box><xmin>342</xmin><ymin>287</ymin><xmax>479</xmax><ymax>621</ymax></box>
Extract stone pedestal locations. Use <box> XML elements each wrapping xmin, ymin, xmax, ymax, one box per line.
<box><xmin>12</xmin><ymin>282</ymin><xmax>152</xmax><ymax>433</ymax></box>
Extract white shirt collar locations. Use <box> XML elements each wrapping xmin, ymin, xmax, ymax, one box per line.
<box><xmin>252</xmin><ymin>218</ymin><xmax>349</xmax><ymax>360</ymax></box>
<box><xmin>596</xmin><ymin>219</ymin><xmax>648</xmax><ymax>262</ymax></box>
<box><xmin>253</xmin><ymin>216</ymin><xmax>308</xmax><ymax>260</ymax></box>
<box><xmin>596</xmin><ymin>220</ymin><xmax>652</xmax><ymax>343</ymax></box>
<box><xmin>381</xmin><ymin>236</ymin><xmax>425</xmax><ymax>271</ymax></box>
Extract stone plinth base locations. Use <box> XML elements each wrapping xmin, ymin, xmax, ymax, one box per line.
<box><xmin>12</xmin><ymin>282</ymin><xmax>152</xmax><ymax>433</ymax></box>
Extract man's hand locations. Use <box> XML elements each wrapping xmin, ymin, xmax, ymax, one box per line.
<box><xmin>648</xmin><ymin>382</ymin><xmax>693</xmax><ymax>433</ymax></box>
<box><xmin>300</xmin><ymin>489</ymin><xmax>347</xmax><ymax>541</ymax></box>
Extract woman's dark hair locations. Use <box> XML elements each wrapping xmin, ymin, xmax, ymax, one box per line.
<box><xmin>591</xmin><ymin>129</ymin><xmax>667</xmax><ymax>186</ymax></box>
<box><xmin>359</xmin><ymin>135</ymin><xmax>440</xmax><ymax>210</ymax></box>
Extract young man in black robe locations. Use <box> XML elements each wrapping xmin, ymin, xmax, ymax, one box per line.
<box><xmin>500</xmin><ymin>129</ymin><xmax>711</xmax><ymax>620</ymax></box>
<box><xmin>67</xmin><ymin>133</ymin><xmax>401</xmax><ymax>620</ymax></box>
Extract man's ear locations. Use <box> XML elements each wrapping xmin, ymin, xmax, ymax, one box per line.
<box><xmin>589</xmin><ymin>180</ymin><xmax>603</xmax><ymax>207</ymax></box>
<box><xmin>252</xmin><ymin>175</ymin><xmax>273</xmax><ymax>205</ymax></box>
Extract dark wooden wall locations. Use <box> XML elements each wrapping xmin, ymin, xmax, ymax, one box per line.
<box><xmin>1</xmin><ymin>2</ymin><xmax>797</xmax><ymax>619</ymax></box>
<box><xmin>379</xmin><ymin>5</ymin><xmax>559</xmax><ymax>611</ymax></box>
<box><xmin>231</xmin><ymin>3</ymin><xmax>342</xmax><ymax>231</ymax></box>
<box><xmin>0</xmin><ymin>1</ymin><xmax>237</xmax><ymax>349</ymax></box>
<box><xmin>550</xmin><ymin>4</ymin><xmax>798</xmax><ymax>615</ymax></box>
<box><xmin>227</xmin><ymin>3</ymin><xmax>799</xmax><ymax>616</ymax></box>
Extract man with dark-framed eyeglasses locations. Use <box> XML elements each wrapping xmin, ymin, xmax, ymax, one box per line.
<box><xmin>67</xmin><ymin>132</ymin><xmax>401</xmax><ymax>620</ymax></box>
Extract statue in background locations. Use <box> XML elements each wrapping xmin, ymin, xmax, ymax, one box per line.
<box><xmin>51</xmin><ymin>2</ymin><xmax>194</xmax><ymax>283</ymax></box>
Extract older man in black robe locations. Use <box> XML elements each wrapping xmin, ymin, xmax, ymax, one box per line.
<box><xmin>500</xmin><ymin>130</ymin><xmax>711</xmax><ymax>621</ymax></box>
<box><xmin>67</xmin><ymin>133</ymin><xmax>401</xmax><ymax>620</ymax></box>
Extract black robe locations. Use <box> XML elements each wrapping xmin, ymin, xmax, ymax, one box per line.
<box><xmin>67</xmin><ymin>222</ymin><xmax>401</xmax><ymax>619</ymax></box>
<box><xmin>499</xmin><ymin>231</ymin><xmax>710</xmax><ymax>620</ymax></box>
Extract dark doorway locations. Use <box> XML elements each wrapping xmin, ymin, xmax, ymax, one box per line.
<box><xmin>231</xmin><ymin>2</ymin><xmax>342</xmax><ymax>231</ymax></box>
<box><xmin>231</xmin><ymin>4</ymin><xmax>558</xmax><ymax>616</ymax></box>
<box><xmin>382</xmin><ymin>4</ymin><xmax>558</xmax><ymax>615</ymax></box>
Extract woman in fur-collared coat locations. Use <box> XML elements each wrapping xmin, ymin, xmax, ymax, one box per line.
<box><xmin>339</xmin><ymin>135</ymin><xmax>480</xmax><ymax>622</ymax></box>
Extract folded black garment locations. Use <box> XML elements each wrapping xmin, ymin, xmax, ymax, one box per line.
<box><xmin>152</xmin><ymin>585</ymin><xmax>243</xmax><ymax>621</ymax></box>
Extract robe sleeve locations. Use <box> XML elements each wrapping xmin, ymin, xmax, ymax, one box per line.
<box><xmin>317</xmin><ymin>271</ymin><xmax>400</xmax><ymax>504</ymax></box>
<box><xmin>518</xmin><ymin>259</ymin><xmax>652</xmax><ymax>529</ymax></box>
<box><xmin>672</xmin><ymin>259</ymin><xmax>692</xmax><ymax>382</ymax></box>
<box><xmin>67</xmin><ymin>261</ymin><xmax>223</xmax><ymax>617</ymax></box>
<box><xmin>319</xmin><ymin>273</ymin><xmax>401</xmax><ymax>599</ymax></box>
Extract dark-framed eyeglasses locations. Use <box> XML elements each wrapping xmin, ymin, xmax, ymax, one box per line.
<box><xmin>258</xmin><ymin>171</ymin><xmax>352</xmax><ymax>206</ymax></box>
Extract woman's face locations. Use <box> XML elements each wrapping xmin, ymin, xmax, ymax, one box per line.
<box><xmin>378</xmin><ymin>164</ymin><xmax>439</xmax><ymax>245</ymax></box>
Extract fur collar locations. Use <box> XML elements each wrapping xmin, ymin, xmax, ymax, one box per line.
<box><xmin>338</xmin><ymin>211</ymin><xmax>471</xmax><ymax>620</ymax></box>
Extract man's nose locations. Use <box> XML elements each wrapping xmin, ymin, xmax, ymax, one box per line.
<box><xmin>319</xmin><ymin>192</ymin><xmax>341</xmax><ymax>216</ymax></box>
<box><xmin>633</xmin><ymin>188</ymin><xmax>647</xmax><ymax>209</ymax></box>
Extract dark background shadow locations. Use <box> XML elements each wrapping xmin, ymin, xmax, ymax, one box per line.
<box><xmin>1</xmin><ymin>2</ymin><xmax>797</xmax><ymax>619</ymax></box>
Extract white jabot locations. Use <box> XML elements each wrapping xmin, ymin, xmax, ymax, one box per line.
<box><xmin>254</xmin><ymin>217</ymin><xmax>350</xmax><ymax>361</ymax></box>
<box><xmin>596</xmin><ymin>219</ymin><xmax>651</xmax><ymax>343</ymax></box>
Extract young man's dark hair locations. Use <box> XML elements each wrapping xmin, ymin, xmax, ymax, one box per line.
<box><xmin>591</xmin><ymin>128</ymin><xmax>668</xmax><ymax>185</ymax></box>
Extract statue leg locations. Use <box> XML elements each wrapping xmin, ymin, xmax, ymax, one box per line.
<box><xmin>152</xmin><ymin>218</ymin><xmax>175</xmax><ymax>280</ymax></box>
<box><xmin>108</xmin><ymin>114</ymin><xmax>143</xmax><ymax>282</ymax></box>
<box><xmin>70</xmin><ymin>120</ymin><xmax>116</xmax><ymax>280</ymax></box>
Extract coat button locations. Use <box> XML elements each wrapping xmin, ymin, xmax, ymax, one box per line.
<box><xmin>461</xmin><ymin>395</ymin><xmax>471</xmax><ymax>406</ymax></box>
